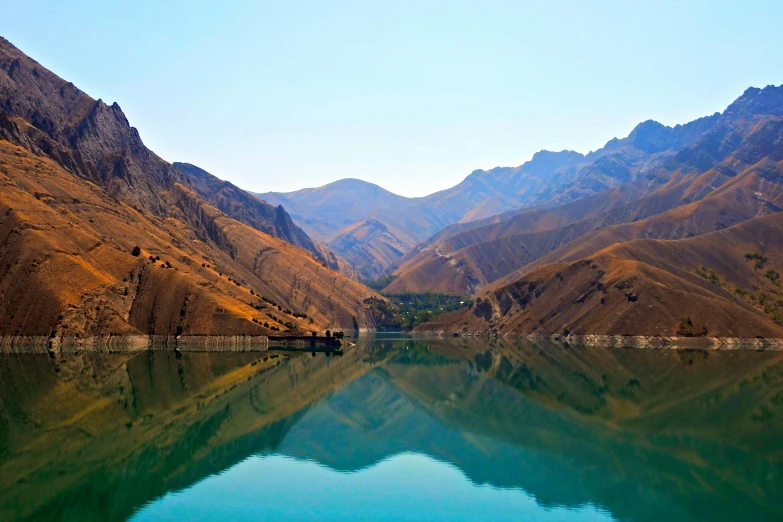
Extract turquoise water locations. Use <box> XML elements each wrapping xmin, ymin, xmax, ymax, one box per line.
<box><xmin>1</xmin><ymin>337</ymin><xmax>782</xmax><ymax>521</ymax></box>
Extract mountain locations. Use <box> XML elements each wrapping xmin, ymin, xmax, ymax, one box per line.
<box><xmin>262</xmin><ymin>111</ymin><xmax>725</xmax><ymax>279</ymax></box>
<box><xmin>0</xmin><ymin>36</ymin><xmax>378</xmax><ymax>336</ymax></box>
<box><xmin>257</xmin><ymin>178</ymin><xmax>413</xmax><ymax>243</ymax></box>
<box><xmin>174</xmin><ymin>162</ymin><xmax>358</xmax><ymax>278</ymax></box>
<box><xmin>418</xmin><ymin>211</ymin><xmax>783</xmax><ymax>338</ymax></box>
<box><xmin>408</xmin><ymin>86</ymin><xmax>783</xmax><ymax>337</ymax></box>
<box><xmin>390</xmin><ymin>85</ymin><xmax>783</xmax><ymax>302</ymax></box>
<box><xmin>175</xmin><ymin>162</ymin><xmax>324</xmax><ymax>257</ymax></box>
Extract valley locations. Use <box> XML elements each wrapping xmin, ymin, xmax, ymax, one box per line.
<box><xmin>2</xmin><ymin>34</ymin><xmax>782</xmax><ymax>341</ymax></box>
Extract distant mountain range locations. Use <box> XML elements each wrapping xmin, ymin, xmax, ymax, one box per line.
<box><xmin>255</xmin><ymin>84</ymin><xmax>783</xmax><ymax>337</ymax></box>
<box><xmin>408</xmin><ymin>86</ymin><xmax>783</xmax><ymax>337</ymax></box>
<box><xmin>257</xmin><ymin>106</ymin><xmax>726</xmax><ymax>280</ymax></box>
<box><xmin>0</xmin><ymin>36</ymin><xmax>377</xmax><ymax>336</ymax></box>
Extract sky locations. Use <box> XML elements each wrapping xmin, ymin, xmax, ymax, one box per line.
<box><xmin>4</xmin><ymin>1</ymin><xmax>783</xmax><ymax>197</ymax></box>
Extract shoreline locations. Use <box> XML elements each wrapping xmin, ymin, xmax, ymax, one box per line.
<box><xmin>411</xmin><ymin>331</ymin><xmax>783</xmax><ymax>350</ymax></box>
<box><xmin>0</xmin><ymin>334</ymin><xmax>343</xmax><ymax>353</ymax></box>
<box><xmin>4</xmin><ymin>333</ymin><xmax>783</xmax><ymax>352</ymax></box>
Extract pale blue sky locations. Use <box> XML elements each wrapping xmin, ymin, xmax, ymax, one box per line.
<box><xmin>4</xmin><ymin>1</ymin><xmax>783</xmax><ymax>196</ymax></box>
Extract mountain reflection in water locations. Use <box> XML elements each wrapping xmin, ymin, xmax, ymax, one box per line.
<box><xmin>0</xmin><ymin>338</ymin><xmax>782</xmax><ymax>521</ymax></box>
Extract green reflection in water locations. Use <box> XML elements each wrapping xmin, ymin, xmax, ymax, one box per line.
<box><xmin>0</xmin><ymin>337</ymin><xmax>782</xmax><ymax>521</ymax></box>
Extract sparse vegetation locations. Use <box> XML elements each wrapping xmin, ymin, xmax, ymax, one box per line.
<box><xmin>366</xmin><ymin>292</ymin><xmax>469</xmax><ymax>330</ymax></box>
<box><xmin>729</xmin><ymin>282</ymin><xmax>783</xmax><ymax>327</ymax></box>
<box><xmin>366</xmin><ymin>274</ymin><xmax>396</xmax><ymax>291</ymax></box>
<box><xmin>696</xmin><ymin>267</ymin><xmax>720</xmax><ymax>285</ymax></box>
<box><xmin>765</xmin><ymin>269</ymin><xmax>780</xmax><ymax>285</ymax></box>
<box><xmin>745</xmin><ymin>252</ymin><xmax>768</xmax><ymax>269</ymax></box>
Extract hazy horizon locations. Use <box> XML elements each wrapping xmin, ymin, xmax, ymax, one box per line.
<box><xmin>4</xmin><ymin>1</ymin><xmax>783</xmax><ymax>197</ymax></box>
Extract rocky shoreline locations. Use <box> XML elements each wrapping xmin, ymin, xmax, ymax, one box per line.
<box><xmin>0</xmin><ymin>335</ymin><xmax>269</xmax><ymax>353</ymax></box>
<box><xmin>413</xmin><ymin>331</ymin><xmax>783</xmax><ymax>350</ymax></box>
<box><xmin>525</xmin><ymin>333</ymin><xmax>783</xmax><ymax>350</ymax></box>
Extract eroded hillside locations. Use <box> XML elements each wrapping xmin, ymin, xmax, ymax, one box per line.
<box><xmin>0</xmin><ymin>37</ymin><xmax>379</xmax><ymax>336</ymax></box>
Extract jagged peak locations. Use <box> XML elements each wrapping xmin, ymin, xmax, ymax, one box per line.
<box><xmin>724</xmin><ymin>84</ymin><xmax>783</xmax><ymax>117</ymax></box>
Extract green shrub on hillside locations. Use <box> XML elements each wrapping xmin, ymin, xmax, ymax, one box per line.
<box><xmin>365</xmin><ymin>292</ymin><xmax>468</xmax><ymax>330</ymax></box>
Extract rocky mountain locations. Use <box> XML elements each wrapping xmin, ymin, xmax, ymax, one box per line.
<box><xmin>175</xmin><ymin>162</ymin><xmax>358</xmax><ymax>278</ymax></box>
<box><xmin>389</xmin><ymin>86</ymin><xmax>783</xmax><ymax>294</ymax></box>
<box><xmin>261</xmin><ymin>109</ymin><xmax>727</xmax><ymax>280</ymax></box>
<box><xmin>408</xmin><ymin>86</ymin><xmax>783</xmax><ymax>337</ymax></box>
<box><xmin>175</xmin><ymin>162</ymin><xmax>323</xmax><ymax>256</ymax></box>
<box><xmin>0</xmin><ymin>36</ymin><xmax>378</xmax><ymax>337</ymax></box>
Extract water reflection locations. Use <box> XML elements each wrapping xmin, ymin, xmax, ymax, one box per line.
<box><xmin>1</xmin><ymin>338</ymin><xmax>782</xmax><ymax>521</ymax></box>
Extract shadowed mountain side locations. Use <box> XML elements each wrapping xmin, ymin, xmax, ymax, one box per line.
<box><xmin>417</xmin><ymin>212</ymin><xmax>783</xmax><ymax>337</ymax></box>
<box><xmin>174</xmin><ymin>162</ymin><xmax>356</xmax><ymax>278</ymax></box>
<box><xmin>0</xmin><ymin>348</ymin><xmax>384</xmax><ymax>522</ymax></box>
<box><xmin>0</xmin><ymin>37</ymin><xmax>378</xmax><ymax>335</ymax></box>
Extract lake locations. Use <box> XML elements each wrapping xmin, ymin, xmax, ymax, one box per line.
<box><xmin>1</xmin><ymin>336</ymin><xmax>781</xmax><ymax>521</ymax></box>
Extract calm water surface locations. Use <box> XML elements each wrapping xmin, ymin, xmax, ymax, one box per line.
<box><xmin>1</xmin><ymin>337</ymin><xmax>782</xmax><ymax>521</ymax></box>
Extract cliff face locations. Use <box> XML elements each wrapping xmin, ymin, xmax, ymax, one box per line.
<box><xmin>0</xmin><ymin>37</ymin><xmax>378</xmax><ymax>336</ymax></box>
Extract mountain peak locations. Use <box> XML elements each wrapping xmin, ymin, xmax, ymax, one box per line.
<box><xmin>626</xmin><ymin>119</ymin><xmax>674</xmax><ymax>153</ymax></box>
<box><xmin>724</xmin><ymin>84</ymin><xmax>783</xmax><ymax>117</ymax></box>
<box><xmin>520</xmin><ymin>149</ymin><xmax>585</xmax><ymax>176</ymax></box>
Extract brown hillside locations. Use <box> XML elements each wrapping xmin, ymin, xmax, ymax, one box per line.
<box><xmin>328</xmin><ymin>217</ymin><xmax>419</xmax><ymax>280</ymax></box>
<box><xmin>417</xmin><ymin>212</ymin><xmax>783</xmax><ymax>337</ymax></box>
<box><xmin>0</xmin><ymin>38</ymin><xmax>379</xmax><ymax>336</ymax></box>
<box><xmin>174</xmin><ymin>162</ymin><xmax>360</xmax><ymax>280</ymax></box>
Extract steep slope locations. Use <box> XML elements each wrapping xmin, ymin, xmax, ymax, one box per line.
<box><xmin>417</xmin><ymin>212</ymin><xmax>783</xmax><ymax>337</ymax></box>
<box><xmin>390</xmin><ymin>86</ymin><xmax>783</xmax><ymax>296</ymax></box>
<box><xmin>175</xmin><ymin>162</ymin><xmax>323</xmax><ymax>257</ymax></box>
<box><xmin>175</xmin><ymin>162</ymin><xmax>358</xmax><ymax>279</ymax></box>
<box><xmin>0</xmin><ymin>37</ymin><xmax>378</xmax><ymax>336</ymax></box>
